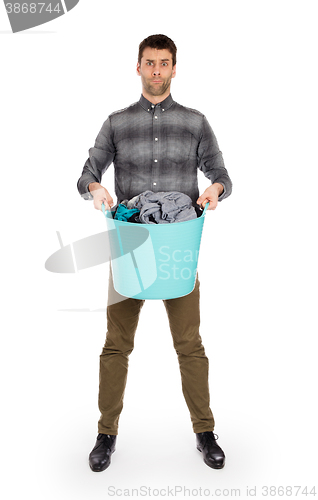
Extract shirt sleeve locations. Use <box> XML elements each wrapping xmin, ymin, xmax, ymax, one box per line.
<box><xmin>197</xmin><ymin>116</ymin><xmax>232</xmax><ymax>201</ymax></box>
<box><xmin>77</xmin><ymin>117</ymin><xmax>116</xmax><ymax>200</ymax></box>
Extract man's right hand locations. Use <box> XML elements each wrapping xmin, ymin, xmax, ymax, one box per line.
<box><xmin>88</xmin><ymin>182</ymin><xmax>114</xmax><ymax>211</ymax></box>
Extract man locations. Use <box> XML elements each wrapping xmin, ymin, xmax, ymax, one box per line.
<box><xmin>77</xmin><ymin>34</ymin><xmax>232</xmax><ymax>472</ymax></box>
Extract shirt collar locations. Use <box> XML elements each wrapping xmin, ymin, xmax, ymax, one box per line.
<box><xmin>138</xmin><ymin>94</ymin><xmax>174</xmax><ymax>112</ymax></box>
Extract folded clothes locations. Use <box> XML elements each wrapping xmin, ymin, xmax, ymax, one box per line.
<box><xmin>129</xmin><ymin>190</ymin><xmax>197</xmax><ymax>224</ymax></box>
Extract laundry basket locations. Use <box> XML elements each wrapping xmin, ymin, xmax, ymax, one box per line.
<box><xmin>102</xmin><ymin>202</ymin><xmax>210</xmax><ymax>300</ymax></box>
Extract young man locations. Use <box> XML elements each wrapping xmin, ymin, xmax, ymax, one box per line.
<box><xmin>77</xmin><ymin>34</ymin><xmax>232</xmax><ymax>472</ymax></box>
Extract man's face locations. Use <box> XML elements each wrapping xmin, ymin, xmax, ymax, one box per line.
<box><xmin>137</xmin><ymin>47</ymin><xmax>176</xmax><ymax>98</ymax></box>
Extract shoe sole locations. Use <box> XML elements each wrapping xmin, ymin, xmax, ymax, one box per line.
<box><xmin>89</xmin><ymin>449</ymin><xmax>115</xmax><ymax>472</ymax></box>
<box><xmin>197</xmin><ymin>447</ymin><xmax>225</xmax><ymax>470</ymax></box>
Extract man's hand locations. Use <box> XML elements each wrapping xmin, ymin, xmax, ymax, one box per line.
<box><xmin>196</xmin><ymin>183</ymin><xmax>224</xmax><ymax>210</ymax></box>
<box><xmin>88</xmin><ymin>182</ymin><xmax>114</xmax><ymax>211</ymax></box>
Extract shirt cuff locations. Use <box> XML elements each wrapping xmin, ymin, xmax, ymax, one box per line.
<box><xmin>216</xmin><ymin>182</ymin><xmax>226</xmax><ymax>202</ymax></box>
<box><xmin>81</xmin><ymin>182</ymin><xmax>94</xmax><ymax>200</ymax></box>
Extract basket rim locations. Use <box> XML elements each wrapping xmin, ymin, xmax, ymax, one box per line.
<box><xmin>105</xmin><ymin>209</ymin><xmax>207</xmax><ymax>227</ymax></box>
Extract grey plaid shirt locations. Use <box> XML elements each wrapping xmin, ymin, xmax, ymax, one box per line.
<box><xmin>77</xmin><ymin>94</ymin><xmax>232</xmax><ymax>208</ymax></box>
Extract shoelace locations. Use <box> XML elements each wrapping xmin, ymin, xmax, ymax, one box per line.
<box><xmin>97</xmin><ymin>433</ymin><xmax>114</xmax><ymax>443</ymax></box>
<box><xmin>202</xmin><ymin>432</ymin><xmax>219</xmax><ymax>449</ymax></box>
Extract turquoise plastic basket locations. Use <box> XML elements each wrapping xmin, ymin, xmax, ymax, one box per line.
<box><xmin>102</xmin><ymin>202</ymin><xmax>209</xmax><ymax>300</ymax></box>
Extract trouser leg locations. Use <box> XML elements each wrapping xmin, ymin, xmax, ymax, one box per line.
<box><xmin>163</xmin><ymin>274</ymin><xmax>215</xmax><ymax>433</ymax></box>
<box><xmin>98</xmin><ymin>268</ymin><xmax>145</xmax><ymax>435</ymax></box>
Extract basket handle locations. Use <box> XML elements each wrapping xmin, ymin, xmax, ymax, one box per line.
<box><xmin>202</xmin><ymin>201</ymin><xmax>210</xmax><ymax>215</ymax></box>
<box><xmin>101</xmin><ymin>202</ymin><xmax>108</xmax><ymax>216</ymax></box>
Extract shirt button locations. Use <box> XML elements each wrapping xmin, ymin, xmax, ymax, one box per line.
<box><xmin>162</xmin><ymin>109</ymin><xmax>165</xmax><ymax>112</ymax></box>
<box><xmin>154</xmin><ymin>116</ymin><xmax>158</xmax><ymax>119</ymax></box>
<box><xmin>151</xmin><ymin>105</ymin><xmax>154</xmax><ymax>108</ymax></box>
<box><xmin>155</xmin><ymin>137</ymin><xmax>158</xmax><ymax>141</ymax></box>
<box><xmin>147</xmin><ymin>109</ymin><xmax>150</xmax><ymax>111</ymax></box>
<box><xmin>153</xmin><ymin>182</ymin><xmax>157</xmax><ymax>185</ymax></box>
<box><xmin>154</xmin><ymin>159</ymin><xmax>158</xmax><ymax>162</ymax></box>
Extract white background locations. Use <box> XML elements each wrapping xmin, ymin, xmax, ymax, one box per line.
<box><xmin>1</xmin><ymin>1</ymin><xmax>317</xmax><ymax>499</ymax></box>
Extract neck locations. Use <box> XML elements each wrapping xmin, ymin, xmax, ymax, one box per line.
<box><xmin>142</xmin><ymin>88</ymin><xmax>171</xmax><ymax>105</ymax></box>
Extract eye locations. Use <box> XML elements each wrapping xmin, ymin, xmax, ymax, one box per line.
<box><xmin>162</xmin><ymin>62</ymin><xmax>168</xmax><ymax>66</ymax></box>
<box><xmin>146</xmin><ymin>62</ymin><xmax>153</xmax><ymax>66</ymax></box>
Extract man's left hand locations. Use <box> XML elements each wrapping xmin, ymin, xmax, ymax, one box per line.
<box><xmin>197</xmin><ymin>183</ymin><xmax>224</xmax><ymax>210</ymax></box>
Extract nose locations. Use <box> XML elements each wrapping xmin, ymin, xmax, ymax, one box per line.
<box><xmin>152</xmin><ymin>63</ymin><xmax>160</xmax><ymax>76</ymax></box>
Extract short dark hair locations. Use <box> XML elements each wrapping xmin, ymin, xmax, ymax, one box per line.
<box><xmin>138</xmin><ymin>34</ymin><xmax>177</xmax><ymax>67</ymax></box>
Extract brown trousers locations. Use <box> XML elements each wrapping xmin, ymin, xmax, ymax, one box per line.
<box><xmin>98</xmin><ymin>268</ymin><xmax>215</xmax><ymax>435</ymax></box>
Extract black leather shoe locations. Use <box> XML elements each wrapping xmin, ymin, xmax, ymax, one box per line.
<box><xmin>89</xmin><ymin>433</ymin><xmax>117</xmax><ymax>472</ymax></box>
<box><xmin>196</xmin><ymin>431</ymin><xmax>225</xmax><ymax>469</ymax></box>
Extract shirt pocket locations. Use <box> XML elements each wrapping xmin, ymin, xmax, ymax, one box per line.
<box><xmin>164</xmin><ymin>134</ymin><xmax>192</xmax><ymax>163</ymax></box>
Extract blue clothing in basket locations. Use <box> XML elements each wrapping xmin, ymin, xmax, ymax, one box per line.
<box><xmin>114</xmin><ymin>203</ymin><xmax>140</xmax><ymax>222</ymax></box>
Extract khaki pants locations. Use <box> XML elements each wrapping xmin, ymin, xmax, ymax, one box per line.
<box><xmin>98</xmin><ymin>268</ymin><xmax>215</xmax><ymax>435</ymax></box>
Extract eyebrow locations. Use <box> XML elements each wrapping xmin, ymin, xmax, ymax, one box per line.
<box><xmin>146</xmin><ymin>58</ymin><xmax>170</xmax><ymax>62</ymax></box>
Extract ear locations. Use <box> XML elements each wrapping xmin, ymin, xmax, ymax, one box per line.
<box><xmin>136</xmin><ymin>62</ymin><xmax>141</xmax><ymax>76</ymax></box>
<box><xmin>172</xmin><ymin>64</ymin><xmax>177</xmax><ymax>79</ymax></box>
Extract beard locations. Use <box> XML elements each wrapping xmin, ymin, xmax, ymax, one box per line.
<box><xmin>141</xmin><ymin>74</ymin><xmax>172</xmax><ymax>97</ymax></box>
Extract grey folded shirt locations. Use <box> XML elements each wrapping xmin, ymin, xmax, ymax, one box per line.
<box><xmin>129</xmin><ymin>190</ymin><xmax>197</xmax><ymax>224</ymax></box>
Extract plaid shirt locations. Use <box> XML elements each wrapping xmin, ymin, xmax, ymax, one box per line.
<box><xmin>77</xmin><ymin>94</ymin><xmax>232</xmax><ymax>207</ymax></box>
